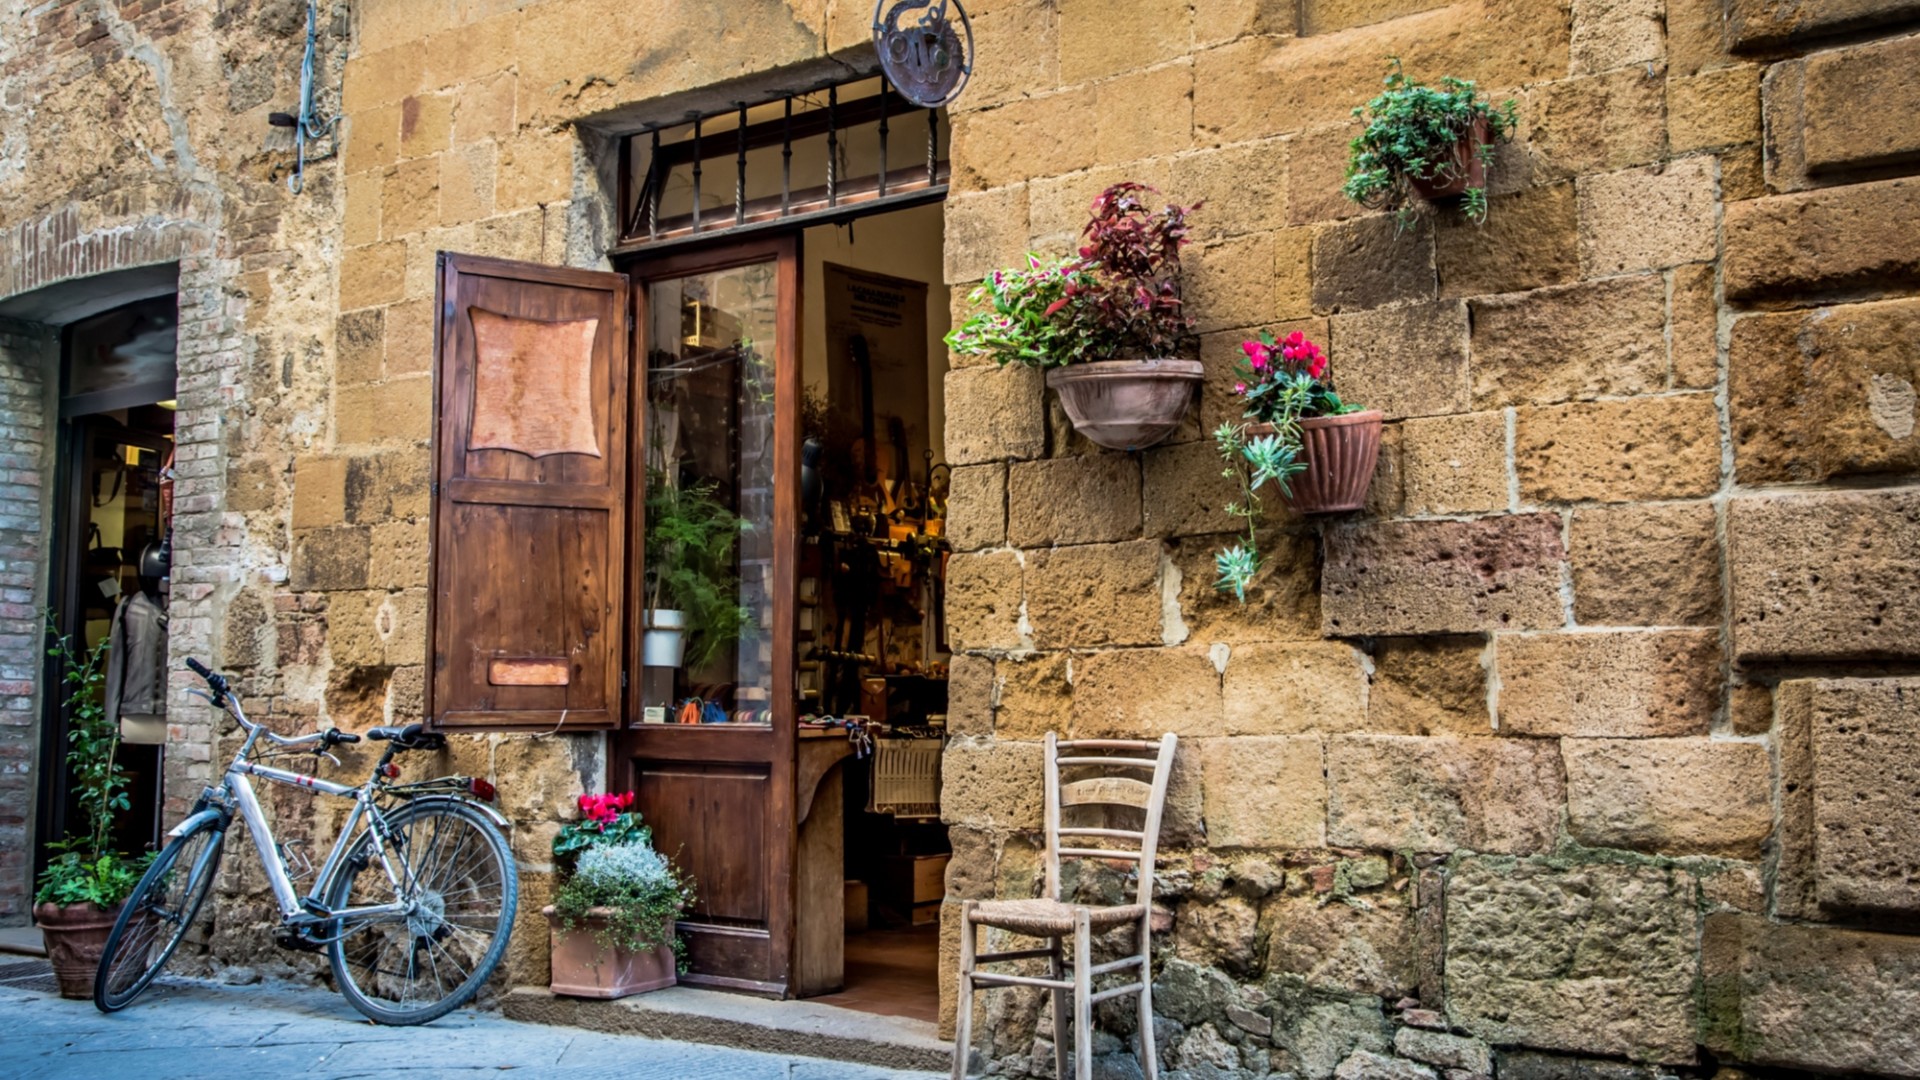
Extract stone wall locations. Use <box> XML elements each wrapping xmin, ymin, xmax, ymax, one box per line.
<box><xmin>4</xmin><ymin>0</ymin><xmax>1920</xmax><ymax>1074</ymax></box>
<box><xmin>0</xmin><ymin>318</ymin><xmax>53</xmax><ymax>924</ymax></box>
<box><xmin>936</xmin><ymin>0</ymin><xmax>1920</xmax><ymax>1077</ymax></box>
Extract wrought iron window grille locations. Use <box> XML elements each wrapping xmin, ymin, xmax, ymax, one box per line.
<box><xmin>617</xmin><ymin>73</ymin><xmax>949</xmax><ymax>253</ymax></box>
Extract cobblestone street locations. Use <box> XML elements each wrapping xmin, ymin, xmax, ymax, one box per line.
<box><xmin>0</xmin><ymin>959</ymin><xmax>941</xmax><ymax>1079</ymax></box>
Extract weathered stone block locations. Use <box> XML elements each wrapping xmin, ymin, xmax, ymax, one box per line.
<box><xmin>947</xmin><ymin>654</ymin><xmax>994</xmax><ymax>737</ymax></box>
<box><xmin>1569</xmin><ymin>0</ymin><xmax>1663</xmax><ymax>75</ymax></box>
<box><xmin>1057</xmin><ymin>0</ymin><xmax>1189</xmax><ymax>82</ymax></box>
<box><xmin>1728</xmin><ymin>680</ymin><xmax>1773</xmax><ymax>736</ymax></box>
<box><xmin>292</xmin><ymin>457</ymin><xmax>348</xmax><ymax>530</ymax></box>
<box><xmin>945</xmin><ymin>365</ymin><xmax>1046</xmax><ymax>466</ymax></box>
<box><xmin>1199</xmin><ymin>734</ymin><xmax>1325</xmax><ymax>849</ymax></box>
<box><xmin>1394</xmin><ymin>1027</ymin><xmax>1493</xmax><ymax>1075</ymax></box>
<box><xmin>942</xmin><ymin>737</ymin><xmax>1044</xmax><ymax>832</ymax></box>
<box><xmin>380</xmin><ymin>155</ymin><xmax>441</xmax><ymax>237</ymax></box>
<box><xmin>339</xmin><ymin>240</ymin><xmax>407</xmax><ymax>311</ymax></box>
<box><xmin>1514</xmin><ymin>393</ymin><xmax>1720</xmax><ymax>503</ymax></box>
<box><xmin>1328</xmin><ymin>301</ymin><xmax>1469</xmax><ymax>419</ymax></box>
<box><xmin>1027</xmin><ymin>157</ymin><xmax>1175</xmax><ymax>251</ymax></box>
<box><xmin>1023</xmin><ymin>540</ymin><xmax>1163</xmax><ymax>649</ymax></box>
<box><xmin>336</xmin><ymin>307</ymin><xmax>384</xmax><ymax>384</ymax></box>
<box><xmin>1171</xmin><ymin>137</ymin><xmax>1290</xmax><ymax>242</ymax></box>
<box><xmin>1327</xmin><ymin>735</ymin><xmax>1564</xmax><ymax>854</ymax></box>
<box><xmin>1260</xmin><ymin>881</ymin><xmax>1417</xmax><ymax>999</ymax></box>
<box><xmin>1446</xmin><ymin>858</ymin><xmax>1697</xmax><ymax>1063</ymax></box>
<box><xmin>326</xmin><ymin>588</ymin><xmax>427</xmax><ymax>668</ymax></box>
<box><xmin>1093</xmin><ymin>61</ymin><xmax>1195</xmax><ymax>164</ymax></box>
<box><xmin>1724</xmin><ymin>177</ymin><xmax>1920</xmax><ymax>304</ymax></box>
<box><xmin>1142</xmin><ymin>439</ymin><xmax>1238</xmax><ymax>539</ymax></box>
<box><xmin>1498</xmin><ymin>630</ymin><xmax>1718</xmax><ymax>737</ymax></box>
<box><xmin>1701</xmin><ymin>914</ymin><xmax>1920</xmax><ymax>1075</ymax></box>
<box><xmin>1668</xmin><ymin>65</ymin><xmax>1762</xmax><ymax>154</ymax></box>
<box><xmin>1773</xmin><ymin>679</ymin><xmax>1821</xmax><ymax>920</ymax></box>
<box><xmin>1530</xmin><ymin>69</ymin><xmax>1667</xmax><ymax>181</ymax></box>
<box><xmin>1070</xmin><ymin>646</ymin><xmax>1222</xmax><ymax>738</ymax></box>
<box><xmin>1808</xmin><ymin>676</ymin><xmax>1920</xmax><ymax>914</ymax></box>
<box><xmin>1169</xmin><ymin>529</ymin><xmax>1322</xmax><ymax>644</ymax></box>
<box><xmin>991</xmin><ymin>652</ymin><xmax>1073</xmax><ymax>740</ymax></box>
<box><xmin>344</xmin><ymin>451</ymin><xmax>430</xmax><ymax>524</ymax></box>
<box><xmin>1221</xmin><ymin>640</ymin><xmax>1367</xmax><ymax>734</ymax></box>
<box><xmin>944</xmin><ymin>183</ymin><xmax>1034</xmax><ymax>284</ymax></box>
<box><xmin>1728</xmin><ymin>488</ymin><xmax>1920</xmax><ymax>662</ymax></box>
<box><xmin>1335</xmin><ymin>1050</ymin><xmax>1435</xmax><ymax>1080</ymax></box>
<box><xmin>1568</xmin><ymin>502</ymin><xmax>1721</xmax><ymax>626</ymax></box>
<box><xmin>1367</xmin><ymin>636</ymin><xmax>1492</xmax><ymax>736</ymax></box>
<box><xmin>1435</xmin><ymin>183</ymin><xmax>1578</xmax><ymax>298</ymax></box>
<box><xmin>1468</xmin><ymin>276</ymin><xmax>1666</xmax><ymax>408</ymax></box>
<box><xmin>945</xmin><ymin>550</ymin><xmax>1025</xmax><ymax>653</ymax></box>
<box><xmin>946</xmin><ymin>463</ymin><xmax>1006</xmax><ymax>552</ymax></box>
<box><xmin>1578</xmin><ymin>158</ymin><xmax>1718</xmax><ymax>276</ymax></box>
<box><xmin>1008</xmin><ymin>454</ymin><xmax>1141</xmax><ymax>547</ymax></box>
<box><xmin>1564</xmin><ymin>737</ymin><xmax>1772</xmax><ymax>857</ymax></box>
<box><xmin>950</xmin><ymin>91</ymin><xmax>1096</xmax><ymax>196</ymax></box>
<box><xmin>1189</xmin><ymin>228</ymin><xmax>1314</xmax><ymax>332</ymax></box>
<box><xmin>1286</xmin><ymin>121</ymin><xmax>1365</xmax><ymax>228</ymax></box>
<box><xmin>1729</xmin><ymin>299</ymin><xmax>1920</xmax><ymax>484</ymax></box>
<box><xmin>1322</xmin><ymin>514</ymin><xmax>1566</xmax><ymax>636</ymax></box>
<box><xmin>965</xmin><ymin>0</ymin><xmax>1061</xmax><ymax>109</ymax></box>
<box><xmin>365</xmin><ymin>521</ymin><xmax>428</xmax><ymax>590</ymax></box>
<box><xmin>336</xmin><ymin>375</ymin><xmax>431</xmax><ymax>447</ymax></box>
<box><xmin>1400</xmin><ymin>411</ymin><xmax>1508</xmax><ymax>516</ymax></box>
<box><xmin>1312</xmin><ymin>214</ymin><xmax>1436</xmax><ymax>315</ymax></box>
<box><xmin>1669</xmin><ymin>262</ymin><xmax>1718</xmax><ymax>391</ymax></box>
<box><xmin>1725</xmin><ymin>0</ymin><xmax>1920</xmax><ymax>49</ymax></box>
<box><xmin>291</xmin><ymin>526</ymin><xmax>371</xmax><ymax>592</ymax></box>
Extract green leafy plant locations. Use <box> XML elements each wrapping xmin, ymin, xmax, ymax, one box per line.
<box><xmin>552</xmin><ymin>840</ymin><xmax>694</xmax><ymax>959</ymax></box>
<box><xmin>553</xmin><ymin>791</ymin><xmax>651</xmax><ymax>874</ymax></box>
<box><xmin>1214</xmin><ymin>331</ymin><xmax>1361</xmax><ymax>603</ymax></box>
<box><xmin>1343</xmin><ymin>59</ymin><xmax>1518</xmax><ymax>228</ymax></box>
<box><xmin>36</xmin><ymin>613</ymin><xmax>153</xmax><ymax>908</ymax></box>
<box><xmin>644</xmin><ymin>473</ymin><xmax>754</xmax><ymax>672</ymax></box>
<box><xmin>945</xmin><ymin>183</ymin><xmax>1199</xmax><ymax>368</ymax></box>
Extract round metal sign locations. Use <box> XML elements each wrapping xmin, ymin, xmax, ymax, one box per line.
<box><xmin>872</xmin><ymin>0</ymin><xmax>973</xmax><ymax>108</ymax></box>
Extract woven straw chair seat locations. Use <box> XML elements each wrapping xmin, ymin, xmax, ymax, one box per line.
<box><xmin>968</xmin><ymin>898</ymin><xmax>1146</xmax><ymax>937</ymax></box>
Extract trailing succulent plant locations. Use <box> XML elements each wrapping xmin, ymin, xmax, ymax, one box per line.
<box><xmin>1342</xmin><ymin>58</ymin><xmax>1519</xmax><ymax>228</ymax></box>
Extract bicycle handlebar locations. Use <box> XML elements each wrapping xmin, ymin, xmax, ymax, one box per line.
<box><xmin>186</xmin><ymin>658</ymin><xmax>358</xmax><ymax>751</ymax></box>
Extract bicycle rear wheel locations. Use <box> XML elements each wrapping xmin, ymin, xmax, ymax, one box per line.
<box><xmin>94</xmin><ymin>816</ymin><xmax>225</xmax><ymax>1012</ymax></box>
<box><xmin>323</xmin><ymin>798</ymin><xmax>516</xmax><ymax>1025</ymax></box>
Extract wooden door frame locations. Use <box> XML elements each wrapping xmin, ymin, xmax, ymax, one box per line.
<box><xmin>612</xmin><ymin>232</ymin><xmax>803</xmax><ymax>995</ymax></box>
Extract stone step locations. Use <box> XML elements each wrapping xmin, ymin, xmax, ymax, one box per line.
<box><xmin>503</xmin><ymin>985</ymin><xmax>953</xmax><ymax>1073</ymax></box>
<box><xmin>0</xmin><ymin>926</ymin><xmax>46</xmax><ymax>957</ymax></box>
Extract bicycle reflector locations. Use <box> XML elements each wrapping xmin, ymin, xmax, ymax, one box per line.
<box><xmin>467</xmin><ymin>777</ymin><xmax>497</xmax><ymax>803</ymax></box>
<box><xmin>380</xmin><ymin>763</ymin><xmax>401</xmax><ymax>779</ymax></box>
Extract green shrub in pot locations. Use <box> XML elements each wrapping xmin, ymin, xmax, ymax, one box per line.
<box><xmin>1343</xmin><ymin>59</ymin><xmax>1518</xmax><ymax>228</ymax></box>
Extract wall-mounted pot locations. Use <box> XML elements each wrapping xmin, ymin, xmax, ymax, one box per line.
<box><xmin>1409</xmin><ymin>117</ymin><xmax>1490</xmax><ymax>202</ymax></box>
<box><xmin>1248</xmin><ymin>410</ymin><xmax>1385</xmax><ymax>514</ymax></box>
<box><xmin>1046</xmin><ymin>358</ymin><xmax>1204</xmax><ymax>451</ymax></box>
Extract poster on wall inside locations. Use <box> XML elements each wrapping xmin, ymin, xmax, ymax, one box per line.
<box><xmin>823</xmin><ymin>263</ymin><xmax>929</xmax><ymax>515</ymax></box>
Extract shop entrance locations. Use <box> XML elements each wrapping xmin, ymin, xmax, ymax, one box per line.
<box><xmin>612</xmin><ymin>198</ymin><xmax>952</xmax><ymax>1021</ymax></box>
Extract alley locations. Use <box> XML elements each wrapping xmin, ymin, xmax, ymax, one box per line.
<box><xmin>0</xmin><ymin>959</ymin><xmax>941</xmax><ymax>1079</ymax></box>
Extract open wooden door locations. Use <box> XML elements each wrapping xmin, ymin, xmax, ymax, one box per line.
<box><xmin>427</xmin><ymin>254</ymin><xmax>630</xmax><ymax>731</ymax></box>
<box><xmin>615</xmin><ymin>235</ymin><xmax>801</xmax><ymax>995</ymax></box>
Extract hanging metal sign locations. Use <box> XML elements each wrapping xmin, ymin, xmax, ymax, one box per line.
<box><xmin>872</xmin><ymin>0</ymin><xmax>973</xmax><ymax>108</ymax></box>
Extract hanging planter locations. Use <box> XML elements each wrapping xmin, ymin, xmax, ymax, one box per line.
<box><xmin>946</xmin><ymin>183</ymin><xmax>1203</xmax><ymax>452</ymax></box>
<box><xmin>1245</xmin><ymin>410</ymin><xmax>1385</xmax><ymax>514</ymax></box>
<box><xmin>1343</xmin><ymin>61</ymin><xmax>1518</xmax><ymax>227</ymax></box>
<box><xmin>1046</xmin><ymin>358</ymin><xmax>1204</xmax><ymax>451</ymax></box>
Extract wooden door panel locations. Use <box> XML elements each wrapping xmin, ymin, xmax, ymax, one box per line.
<box><xmin>636</xmin><ymin>760</ymin><xmax>770</xmax><ymax>924</ymax></box>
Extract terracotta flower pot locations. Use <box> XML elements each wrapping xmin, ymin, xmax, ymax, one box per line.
<box><xmin>1409</xmin><ymin>117</ymin><xmax>1490</xmax><ymax>202</ymax></box>
<box><xmin>544</xmin><ymin>905</ymin><xmax>676</xmax><ymax>999</ymax></box>
<box><xmin>37</xmin><ymin>900</ymin><xmax>124</xmax><ymax>1000</ymax></box>
<box><xmin>1248</xmin><ymin>410</ymin><xmax>1384</xmax><ymax>514</ymax></box>
<box><xmin>1046</xmin><ymin>358</ymin><xmax>1203</xmax><ymax>451</ymax></box>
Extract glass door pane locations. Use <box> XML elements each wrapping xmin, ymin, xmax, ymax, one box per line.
<box><xmin>641</xmin><ymin>259</ymin><xmax>780</xmax><ymax>725</ymax></box>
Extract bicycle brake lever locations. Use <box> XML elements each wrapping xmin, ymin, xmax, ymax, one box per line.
<box><xmin>313</xmin><ymin>750</ymin><xmax>342</xmax><ymax>769</ymax></box>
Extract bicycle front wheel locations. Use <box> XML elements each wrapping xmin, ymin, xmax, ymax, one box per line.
<box><xmin>95</xmin><ymin>815</ymin><xmax>225</xmax><ymax>1012</ymax></box>
<box><xmin>323</xmin><ymin>798</ymin><xmax>517</xmax><ymax>1025</ymax></box>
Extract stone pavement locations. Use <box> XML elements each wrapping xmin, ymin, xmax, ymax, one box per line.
<box><xmin>0</xmin><ymin>959</ymin><xmax>944</xmax><ymax>1080</ymax></box>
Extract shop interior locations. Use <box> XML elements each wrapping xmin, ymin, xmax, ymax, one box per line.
<box><xmin>637</xmin><ymin>198</ymin><xmax>952</xmax><ymax>1021</ymax></box>
<box><xmin>36</xmin><ymin>293</ymin><xmax>179</xmax><ymax>877</ymax></box>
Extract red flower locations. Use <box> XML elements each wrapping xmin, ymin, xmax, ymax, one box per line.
<box><xmin>1285</xmin><ymin>331</ymin><xmax>1305</xmax><ymax>348</ymax></box>
<box><xmin>1308</xmin><ymin>356</ymin><xmax>1327</xmax><ymax>379</ymax></box>
<box><xmin>1240</xmin><ymin>341</ymin><xmax>1264</xmax><ymax>362</ymax></box>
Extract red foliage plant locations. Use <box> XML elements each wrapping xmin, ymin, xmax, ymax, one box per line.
<box><xmin>1049</xmin><ymin>182</ymin><xmax>1201</xmax><ymax>362</ymax></box>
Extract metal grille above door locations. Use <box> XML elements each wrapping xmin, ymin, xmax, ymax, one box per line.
<box><xmin>615</xmin><ymin>74</ymin><xmax>949</xmax><ymax>253</ymax></box>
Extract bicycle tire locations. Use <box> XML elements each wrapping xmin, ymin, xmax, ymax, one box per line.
<box><xmin>94</xmin><ymin>816</ymin><xmax>226</xmax><ymax>1012</ymax></box>
<box><xmin>323</xmin><ymin>798</ymin><xmax>517</xmax><ymax>1026</ymax></box>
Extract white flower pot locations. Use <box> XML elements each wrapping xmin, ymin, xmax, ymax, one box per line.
<box><xmin>643</xmin><ymin>609</ymin><xmax>686</xmax><ymax>668</ymax></box>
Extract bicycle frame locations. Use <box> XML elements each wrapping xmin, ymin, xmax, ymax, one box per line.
<box><xmin>183</xmin><ymin>690</ymin><xmax>410</xmax><ymax>927</ymax></box>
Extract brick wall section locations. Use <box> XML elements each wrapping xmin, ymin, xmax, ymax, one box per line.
<box><xmin>0</xmin><ymin>319</ymin><xmax>52</xmax><ymax>925</ymax></box>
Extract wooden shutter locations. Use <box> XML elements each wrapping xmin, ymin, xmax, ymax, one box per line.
<box><xmin>428</xmin><ymin>253</ymin><xmax>630</xmax><ymax>730</ymax></box>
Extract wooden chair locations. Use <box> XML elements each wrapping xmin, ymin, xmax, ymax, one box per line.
<box><xmin>951</xmin><ymin>732</ymin><xmax>1178</xmax><ymax>1080</ymax></box>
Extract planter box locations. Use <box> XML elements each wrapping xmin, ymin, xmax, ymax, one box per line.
<box><xmin>544</xmin><ymin>905</ymin><xmax>676</xmax><ymax>1000</ymax></box>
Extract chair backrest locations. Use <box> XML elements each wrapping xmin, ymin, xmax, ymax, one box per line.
<box><xmin>1041</xmin><ymin>732</ymin><xmax>1179</xmax><ymax>908</ymax></box>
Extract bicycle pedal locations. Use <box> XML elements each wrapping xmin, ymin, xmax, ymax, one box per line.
<box><xmin>273</xmin><ymin>928</ymin><xmax>328</xmax><ymax>953</ymax></box>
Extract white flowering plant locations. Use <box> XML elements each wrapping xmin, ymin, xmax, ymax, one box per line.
<box><xmin>551</xmin><ymin>839</ymin><xmax>695</xmax><ymax>957</ymax></box>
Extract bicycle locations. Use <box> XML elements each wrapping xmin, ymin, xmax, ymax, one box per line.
<box><xmin>93</xmin><ymin>657</ymin><xmax>518</xmax><ymax>1025</ymax></box>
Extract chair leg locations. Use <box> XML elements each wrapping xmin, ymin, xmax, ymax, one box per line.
<box><xmin>1073</xmin><ymin>907</ymin><xmax>1093</xmax><ymax>1080</ymax></box>
<box><xmin>1135</xmin><ymin>924</ymin><xmax>1158</xmax><ymax>1080</ymax></box>
<box><xmin>952</xmin><ymin>901</ymin><xmax>977</xmax><ymax>1080</ymax></box>
<box><xmin>1049</xmin><ymin>939</ymin><xmax>1069</xmax><ymax>1080</ymax></box>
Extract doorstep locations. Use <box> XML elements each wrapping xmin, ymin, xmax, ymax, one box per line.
<box><xmin>0</xmin><ymin>926</ymin><xmax>45</xmax><ymax>957</ymax></box>
<box><xmin>504</xmin><ymin>985</ymin><xmax>952</xmax><ymax>1073</ymax></box>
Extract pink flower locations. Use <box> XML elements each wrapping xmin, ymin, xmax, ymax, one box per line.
<box><xmin>1308</xmin><ymin>357</ymin><xmax>1327</xmax><ymax>379</ymax></box>
<box><xmin>1241</xmin><ymin>341</ymin><xmax>1264</xmax><ymax>361</ymax></box>
<box><xmin>1250</xmin><ymin>351</ymin><xmax>1267</xmax><ymax>370</ymax></box>
<box><xmin>1285</xmin><ymin>331</ymin><xmax>1305</xmax><ymax>347</ymax></box>
<box><xmin>1234</xmin><ymin>382</ymin><xmax>1248</xmax><ymax>394</ymax></box>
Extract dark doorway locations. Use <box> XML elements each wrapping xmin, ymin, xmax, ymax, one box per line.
<box><xmin>35</xmin><ymin>294</ymin><xmax>179</xmax><ymax>885</ymax></box>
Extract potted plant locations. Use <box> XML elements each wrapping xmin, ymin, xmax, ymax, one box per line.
<box><xmin>946</xmin><ymin>182</ymin><xmax>1203</xmax><ymax>451</ymax></box>
<box><xmin>1214</xmin><ymin>331</ymin><xmax>1382</xmax><ymax>601</ymax></box>
<box><xmin>545</xmin><ymin>792</ymin><xmax>694</xmax><ymax>999</ymax></box>
<box><xmin>642</xmin><ymin>473</ymin><xmax>753</xmax><ymax>670</ymax></box>
<box><xmin>1342</xmin><ymin>59</ymin><xmax>1519</xmax><ymax>228</ymax></box>
<box><xmin>35</xmin><ymin>616</ymin><xmax>154</xmax><ymax>998</ymax></box>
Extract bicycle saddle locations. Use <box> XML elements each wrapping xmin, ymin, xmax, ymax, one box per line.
<box><xmin>365</xmin><ymin>723</ymin><xmax>447</xmax><ymax>751</ymax></box>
